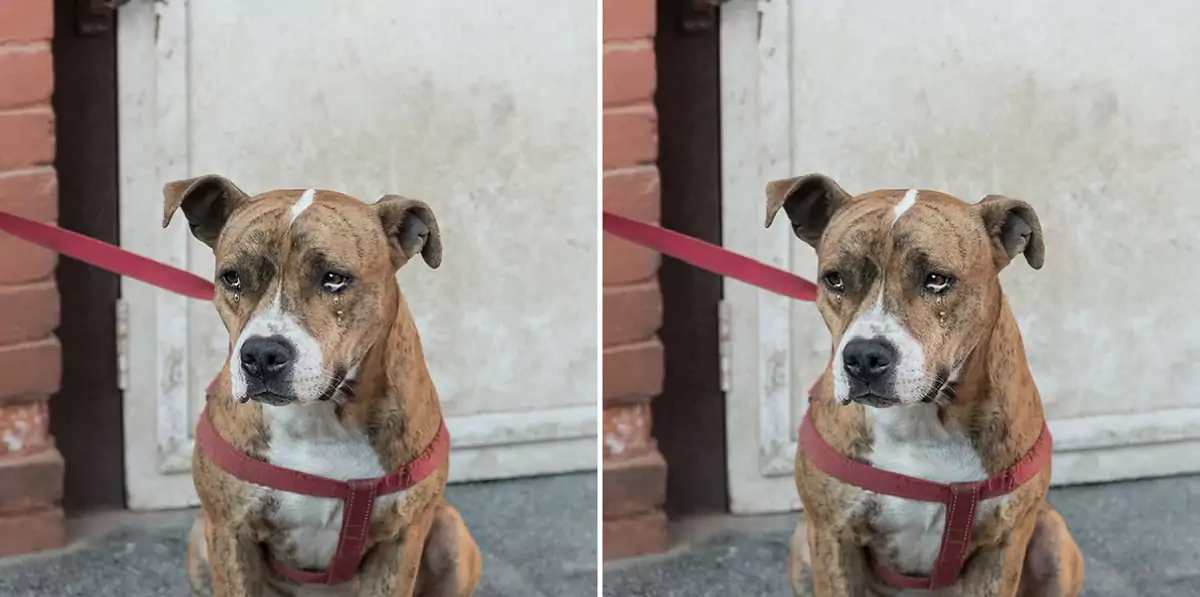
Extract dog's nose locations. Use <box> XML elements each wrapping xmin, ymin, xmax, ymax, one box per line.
<box><xmin>240</xmin><ymin>336</ymin><xmax>295</xmax><ymax>380</ymax></box>
<box><xmin>842</xmin><ymin>338</ymin><xmax>895</xmax><ymax>383</ymax></box>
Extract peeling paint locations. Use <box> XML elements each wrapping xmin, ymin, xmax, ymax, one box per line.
<box><xmin>603</xmin><ymin>404</ymin><xmax>651</xmax><ymax>458</ymax></box>
<box><xmin>0</xmin><ymin>401</ymin><xmax>49</xmax><ymax>456</ymax></box>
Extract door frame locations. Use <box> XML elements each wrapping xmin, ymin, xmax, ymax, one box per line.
<box><xmin>651</xmin><ymin>0</ymin><xmax>729</xmax><ymax>516</ymax></box>
<box><xmin>49</xmin><ymin>0</ymin><xmax>125</xmax><ymax>512</ymax></box>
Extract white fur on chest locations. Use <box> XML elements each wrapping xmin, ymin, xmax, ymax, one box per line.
<box><xmin>261</xmin><ymin>403</ymin><xmax>405</xmax><ymax>574</ymax></box>
<box><xmin>862</xmin><ymin>405</ymin><xmax>1005</xmax><ymax>578</ymax></box>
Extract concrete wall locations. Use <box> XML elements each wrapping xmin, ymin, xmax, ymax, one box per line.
<box><xmin>0</xmin><ymin>0</ymin><xmax>64</xmax><ymax>557</ymax></box>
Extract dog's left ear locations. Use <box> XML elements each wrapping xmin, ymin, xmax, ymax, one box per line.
<box><xmin>764</xmin><ymin>173</ymin><xmax>852</xmax><ymax>248</ymax></box>
<box><xmin>974</xmin><ymin>195</ymin><xmax>1044</xmax><ymax>271</ymax></box>
<box><xmin>375</xmin><ymin>195</ymin><xmax>442</xmax><ymax>270</ymax></box>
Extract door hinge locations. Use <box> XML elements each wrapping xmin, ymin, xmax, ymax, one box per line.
<box><xmin>76</xmin><ymin>0</ymin><xmax>130</xmax><ymax>37</ymax></box>
<box><xmin>116</xmin><ymin>298</ymin><xmax>129</xmax><ymax>391</ymax></box>
<box><xmin>718</xmin><ymin>299</ymin><xmax>732</xmax><ymax>392</ymax></box>
<box><xmin>680</xmin><ymin>0</ymin><xmax>730</xmax><ymax>33</ymax></box>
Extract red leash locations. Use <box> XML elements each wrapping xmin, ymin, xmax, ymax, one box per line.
<box><xmin>1</xmin><ymin>210</ymin><xmax>809</xmax><ymax>305</ymax></box>
<box><xmin>602</xmin><ymin>212</ymin><xmax>818</xmax><ymax>302</ymax></box>
<box><xmin>0</xmin><ymin>212</ymin><xmax>215</xmax><ymax>300</ymax></box>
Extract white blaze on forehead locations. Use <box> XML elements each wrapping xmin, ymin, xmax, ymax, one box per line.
<box><xmin>891</xmin><ymin>188</ymin><xmax>918</xmax><ymax>226</ymax></box>
<box><xmin>289</xmin><ymin>189</ymin><xmax>316</xmax><ymax>225</ymax></box>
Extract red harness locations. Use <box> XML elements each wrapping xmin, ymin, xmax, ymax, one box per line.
<box><xmin>196</xmin><ymin>382</ymin><xmax>451</xmax><ymax>586</ymax></box>
<box><xmin>798</xmin><ymin>408</ymin><xmax>1053</xmax><ymax>590</ymax></box>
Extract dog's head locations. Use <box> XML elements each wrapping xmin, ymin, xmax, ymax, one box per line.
<box><xmin>765</xmin><ymin>174</ymin><xmax>1043</xmax><ymax>407</ymax></box>
<box><xmin>163</xmin><ymin>174</ymin><xmax>442</xmax><ymax>406</ymax></box>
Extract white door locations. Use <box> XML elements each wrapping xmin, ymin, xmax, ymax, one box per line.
<box><xmin>721</xmin><ymin>0</ymin><xmax>1200</xmax><ymax>514</ymax></box>
<box><xmin>118</xmin><ymin>0</ymin><xmax>597</xmax><ymax>509</ymax></box>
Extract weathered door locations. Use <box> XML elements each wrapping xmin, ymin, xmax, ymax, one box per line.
<box><xmin>721</xmin><ymin>0</ymin><xmax>1200</xmax><ymax>513</ymax></box>
<box><xmin>118</xmin><ymin>0</ymin><xmax>597</xmax><ymax>509</ymax></box>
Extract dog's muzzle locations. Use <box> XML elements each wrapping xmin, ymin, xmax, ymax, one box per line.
<box><xmin>240</xmin><ymin>335</ymin><xmax>297</xmax><ymax>404</ymax></box>
<box><xmin>842</xmin><ymin>337</ymin><xmax>900</xmax><ymax>405</ymax></box>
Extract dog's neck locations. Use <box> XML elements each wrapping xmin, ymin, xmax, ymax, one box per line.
<box><xmin>335</xmin><ymin>284</ymin><xmax>444</xmax><ymax>468</ymax></box>
<box><xmin>942</xmin><ymin>286</ymin><xmax>1045</xmax><ymax>472</ymax></box>
<box><xmin>209</xmin><ymin>282</ymin><xmax>443</xmax><ymax>468</ymax></box>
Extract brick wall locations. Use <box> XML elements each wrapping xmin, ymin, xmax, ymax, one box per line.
<box><xmin>0</xmin><ymin>0</ymin><xmax>64</xmax><ymax>557</ymax></box>
<box><xmin>602</xmin><ymin>0</ymin><xmax>667</xmax><ymax>561</ymax></box>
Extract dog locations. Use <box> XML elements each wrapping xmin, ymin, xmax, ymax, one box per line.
<box><xmin>765</xmin><ymin>174</ymin><xmax>1084</xmax><ymax>596</ymax></box>
<box><xmin>164</xmin><ymin>174</ymin><xmax>481</xmax><ymax>597</ymax></box>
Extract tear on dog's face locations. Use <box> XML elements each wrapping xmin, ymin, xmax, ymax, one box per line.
<box><xmin>162</xmin><ymin>174</ymin><xmax>442</xmax><ymax>406</ymax></box>
<box><xmin>765</xmin><ymin>174</ymin><xmax>1044</xmax><ymax>407</ymax></box>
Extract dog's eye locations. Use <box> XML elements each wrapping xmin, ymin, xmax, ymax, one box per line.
<box><xmin>821</xmin><ymin>271</ymin><xmax>845</xmax><ymax>292</ymax></box>
<box><xmin>219</xmin><ymin>270</ymin><xmax>242</xmax><ymax>291</ymax></box>
<box><xmin>924</xmin><ymin>273</ymin><xmax>954</xmax><ymax>294</ymax></box>
<box><xmin>322</xmin><ymin>272</ymin><xmax>351</xmax><ymax>293</ymax></box>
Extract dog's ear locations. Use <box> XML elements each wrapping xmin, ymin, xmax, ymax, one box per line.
<box><xmin>162</xmin><ymin>174</ymin><xmax>251</xmax><ymax>248</ymax></box>
<box><xmin>974</xmin><ymin>195</ymin><xmax>1045</xmax><ymax>271</ymax></box>
<box><xmin>764</xmin><ymin>173</ymin><xmax>852</xmax><ymax>248</ymax></box>
<box><xmin>375</xmin><ymin>195</ymin><xmax>442</xmax><ymax>270</ymax></box>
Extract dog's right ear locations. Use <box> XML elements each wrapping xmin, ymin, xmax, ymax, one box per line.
<box><xmin>764</xmin><ymin>173</ymin><xmax>852</xmax><ymax>248</ymax></box>
<box><xmin>161</xmin><ymin>174</ymin><xmax>250</xmax><ymax>247</ymax></box>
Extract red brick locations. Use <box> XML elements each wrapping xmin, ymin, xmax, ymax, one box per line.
<box><xmin>603</xmin><ymin>511</ymin><xmax>668</xmax><ymax>560</ymax></box>
<box><xmin>0</xmin><ymin>226</ymin><xmax>56</xmax><ymax>283</ymax></box>
<box><xmin>603</xmin><ymin>105</ymin><xmax>658</xmax><ymax>169</ymax></box>
<box><xmin>0</xmin><ymin>109</ymin><xmax>55</xmax><ymax>170</ymax></box>
<box><xmin>0</xmin><ymin>443</ymin><xmax>61</xmax><ymax>512</ymax></box>
<box><xmin>0</xmin><ymin>0</ymin><xmax>53</xmax><ymax>44</ymax></box>
<box><xmin>0</xmin><ymin>169</ymin><xmax>58</xmax><ymax>219</ymax></box>
<box><xmin>603</xmin><ymin>0</ymin><xmax>656</xmax><ymax>42</ymax></box>
<box><xmin>604</xmin><ymin>448</ymin><xmax>666</xmax><ymax>516</ymax></box>
<box><xmin>0</xmin><ymin>338</ymin><xmax>60</xmax><ymax>399</ymax></box>
<box><xmin>603</xmin><ymin>402</ymin><xmax>655</xmax><ymax>459</ymax></box>
<box><xmin>0</xmin><ymin>397</ymin><xmax>49</xmax><ymax>456</ymax></box>
<box><xmin>0</xmin><ymin>281</ymin><xmax>58</xmax><ymax>345</ymax></box>
<box><xmin>604</xmin><ymin>230</ymin><xmax>659</xmax><ymax>284</ymax></box>
<box><xmin>603</xmin><ymin>339</ymin><xmax>663</xmax><ymax>403</ymax></box>
<box><xmin>0</xmin><ymin>507</ymin><xmax>64</xmax><ymax>557</ymax></box>
<box><xmin>603</xmin><ymin>167</ymin><xmax>660</xmax><ymax>222</ymax></box>
<box><xmin>604</xmin><ymin>42</ymin><xmax>655</xmax><ymax>106</ymax></box>
<box><xmin>0</xmin><ymin>46</ymin><xmax>52</xmax><ymax>109</ymax></box>
<box><xmin>604</xmin><ymin>281</ymin><xmax>661</xmax><ymax>347</ymax></box>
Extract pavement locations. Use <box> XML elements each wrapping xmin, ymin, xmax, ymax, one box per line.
<box><xmin>0</xmin><ymin>472</ymin><xmax>596</xmax><ymax>597</ymax></box>
<box><xmin>604</xmin><ymin>474</ymin><xmax>1200</xmax><ymax>597</ymax></box>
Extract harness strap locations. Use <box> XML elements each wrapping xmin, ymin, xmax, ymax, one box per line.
<box><xmin>195</xmin><ymin>408</ymin><xmax>450</xmax><ymax>585</ymax></box>
<box><xmin>797</xmin><ymin>409</ymin><xmax>1052</xmax><ymax>591</ymax></box>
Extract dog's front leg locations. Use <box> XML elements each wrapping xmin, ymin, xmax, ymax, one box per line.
<box><xmin>357</xmin><ymin>510</ymin><xmax>438</xmax><ymax>597</ymax></box>
<box><xmin>806</xmin><ymin>524</ymin><xmax>872</xmax><ymax>597</ymax></box>
<box><xmin>205</xmin><ymin>526</ymin><xmax>265</xmax><ymax>597</ymax></box>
